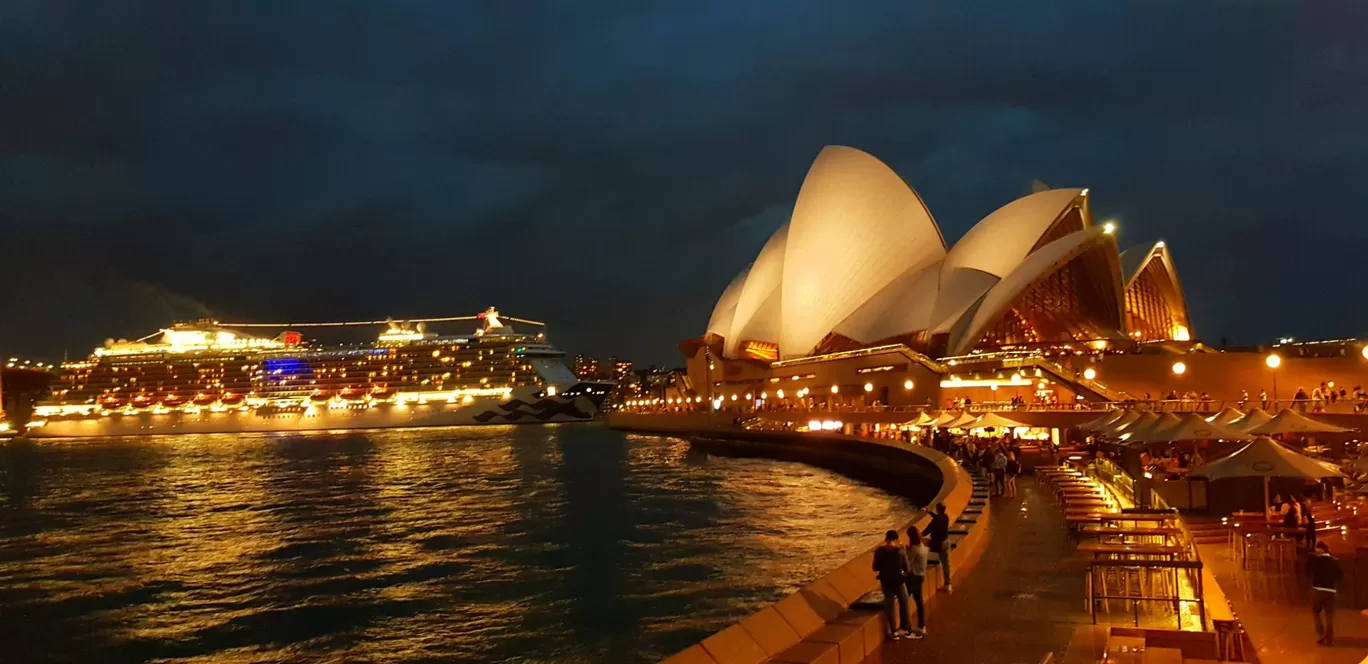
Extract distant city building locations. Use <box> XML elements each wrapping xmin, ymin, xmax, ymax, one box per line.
<box><xmin>572</xmin><ymin>354</ymin><xmax>601</xmax><ymax>380</ymax></box>
<box><xmin>614</xmin><ymin>360</ymin><xmax>633</xmax><ymax>382</ymax></box>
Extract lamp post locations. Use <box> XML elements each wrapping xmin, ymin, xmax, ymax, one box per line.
<box><xmin>1266</xmin><ymin>353</ymin><xmax>1281</xmax><ymax>404</ymax></box>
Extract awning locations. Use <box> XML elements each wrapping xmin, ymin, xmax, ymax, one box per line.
<box><xmin>971</xmin><ymin>412</ymin><xmax>1030</xmax><ymax>430</ymax></box>
<box><xmin>1129</xmin><ymin>412</ymin><xmax>1250</xmax><ymax>444</ymax></box>
<box><xmin>1248</xmin><ymin>408</ymin><xmax>1354</xmax><ymax>435</ymax></box>
<box><xmin>1190</xmin><ymin>437</ymin><xmax>1344</xmax><ymax>482</ymax></box>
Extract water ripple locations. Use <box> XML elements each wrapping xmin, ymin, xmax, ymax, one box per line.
<box><xmin>0</xmin><ymin>425</ymin><xmax>922</xmax><ymax>663</ymax></box>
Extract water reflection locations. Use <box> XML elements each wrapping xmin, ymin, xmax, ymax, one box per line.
<box><xmin>0</xmin><ymin>425</ymin><xmax>919</xmax><ymax>663</ymax></box>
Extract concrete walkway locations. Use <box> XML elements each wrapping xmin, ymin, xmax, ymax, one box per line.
<box><xmin>866</xmin><ymin>477</ymin><xmax>1090</xmax><ymax>664</ymax></box>
<box><xmin>1199</xmin><ymin>542</ymin><xmax>1368</xmax><ymax>663</ymax></box>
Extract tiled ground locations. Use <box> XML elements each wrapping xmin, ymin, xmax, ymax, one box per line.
<box><xmin>865</xmin><ymin>477</ymin><xmax>1090</xmax><ymax>664</ymax></box>
<box><xmin>1200</xmin><ymin>541</ymin><xmax>1368</xmax><ymax>663</ymax></box>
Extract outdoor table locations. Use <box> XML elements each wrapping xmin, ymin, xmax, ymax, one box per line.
<box><xmin>1077</xmin><ymin>543</ymin><xmax>1185</xmax><ymax>560</ymax></box>
<box><xmin>1064</xmin><ymin>499</ymin><xmax>1111</xmax><ymax>509</ymax></box>
<box><xmin>1079</xmin><ymin>526</ymin><xmax>1181</xmax><ymax>540</ymax></box>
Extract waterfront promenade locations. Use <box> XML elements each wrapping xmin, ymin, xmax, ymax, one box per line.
<box><xmin>1199</xmin><ymin>542</ymin><xmax>1368</xmax><ymax>663</ymax></box>
<box><xmin>866</xmin><ymin>476</ymin><xmax>1091</xmax><ymax>664</ymax></box>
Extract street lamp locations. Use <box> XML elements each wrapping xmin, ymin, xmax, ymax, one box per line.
<box><xmin>1266</xmin><ymin>353</ymin><xmax>1281</xmax><ymax>403</ymax></box>
<box><xmin>903</xmin><ymin>379</ymin><xmax>914</xmax><ymax>390</ymax></box>
<box><xmin>864</xmin><ymin>383</ymin><xmax>874</xmax><ymax>392</ymax></box>
<box><xmin>1171</xmin><ymin>361</ymin><xmax>1187</xmax><ymax>375</ymax></box>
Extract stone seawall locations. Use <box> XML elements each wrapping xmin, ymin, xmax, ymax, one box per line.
<box><xmin>607</xmin><ymin>413</ymin><xmax>980</xmax><ymax>664</ymax></box>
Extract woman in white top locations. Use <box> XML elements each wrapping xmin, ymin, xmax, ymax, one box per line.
<box><xmin>904</xmin><ymin>527</ymin><xmax>931</xmax><ymax>636</ymax></box>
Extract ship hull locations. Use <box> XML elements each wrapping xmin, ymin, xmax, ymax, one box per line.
<box><xmin>27</xmin><ymin>388</ymin><xmax>609</xmax><ymax>439</ymax></box>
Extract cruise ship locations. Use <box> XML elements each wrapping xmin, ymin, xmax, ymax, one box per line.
<box><xmin>27</xmin><ymin>308</ymin><xmax>612</xmax><ymax>438</ymax></box>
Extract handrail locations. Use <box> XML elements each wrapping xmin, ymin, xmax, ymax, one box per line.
<box><xmin>1086</xmin><ymin>559</ymin><xmax>1206</xmax><ymax>629</ymax></box>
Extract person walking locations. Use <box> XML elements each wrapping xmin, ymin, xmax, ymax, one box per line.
<box><xmin>1005</xmin><ymin>451</ymin><xmax>1020</xmax><ymax>498</ymax></box>
<box><xmin>873</xmin><ymin>530</ymin><xmax>914</xmax><ymax>640</ymax></box>
<box><xmin>923</xmin><ymin>503</ymin><xmax>953</xmax><ymax>592</ymax></box>
<box><xmin>992</xmin><ymin>448</ymin><xmax>1008</xmax><ymax>496</ymax></box>
<box><xmin>904</xmin><ymin>527</ymin><xmax>930</xmax><ymax>636</ymax></box>
<box><xmin>1310</xmin><ymin>541</ymin><xmax>1343</xmax><ymax>646</ymax></box>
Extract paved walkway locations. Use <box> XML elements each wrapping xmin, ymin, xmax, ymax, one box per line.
<box><xmin>866</xmin><ymin>477</ymin><xmax>1090</xmax><ymax>664</ymax></box>
<box><xmin>1199</xmin><ymin>542</ymin><xmax>1368</xmax><ymax>663</ymax></box>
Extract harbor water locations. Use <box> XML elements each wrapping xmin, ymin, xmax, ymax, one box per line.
<box><xmin>0</xmin><ymin>425</ymin><xmax>921</xmax><ymax>663</ymax></box>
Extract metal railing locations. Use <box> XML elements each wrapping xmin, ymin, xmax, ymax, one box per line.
<box><xmin>1087</xmin><ymin>559</ymin><xmax>1206</xmax><ymax>630</ymax></box>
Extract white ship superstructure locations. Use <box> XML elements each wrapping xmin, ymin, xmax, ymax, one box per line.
<box><xmin>28</xmin><ymin>308</ymin><xmax>611</xmax><ymax>437</ymax></box>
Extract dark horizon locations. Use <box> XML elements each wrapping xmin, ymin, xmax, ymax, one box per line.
<box><xmin>3</xmin><ymin>3</ymin><xmax>1367</xmax><ymax>365</ymax></box>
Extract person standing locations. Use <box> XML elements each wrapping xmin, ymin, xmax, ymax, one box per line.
<box><xmin>904</xmin><ymin>527</ymin><xmax>930</xmax><ymax>636</ymax></box>
<box><xmin>992</xmin><ymin>448</ymin><xmax>1008</xmax><ymax>496</ymax></box>
<box><xmin>1310</xmin><ymin>541</ymin><xmax>1343</xmax><ymax>646</ymax></box>
<box><xmin>923</xmin><ymin>503</ymin><xmax>953</xmax><ymax>592</ymax></box>
<box><xmin>873</xmin><ymin>530</ymin><xmax>913</xmax><ymax>640</ymax></box>
<box><xmin>1005</xmin><ymin>451</ymin><xmax>1020</xmax><ymax>498</ymax></box>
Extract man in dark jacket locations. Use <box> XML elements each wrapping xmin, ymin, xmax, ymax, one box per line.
<box><xmin>873</xmin><ymin>530</ymin><xmax>912</xmax><ymax>639</ymax></box>
<box><xmin>1310</xmin><ymin>542</ymin><xmax>1343</xmax><ymax>645</ymax></box>
<box><xmin>922</xmin><ymin>503</ymin><xmax>952</xmax><ymax>592</ymax></box>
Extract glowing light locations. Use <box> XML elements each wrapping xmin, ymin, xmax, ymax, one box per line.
<box><xmin>777</xmin><ymin>389</ymin><xmax>785</xmax><ymax>398</ymax></box>
<box><xmin>1083</xmin><ymin>368</ymin><xmax>1097</xmax><ymax>380</ymax></box>
<box><xmin>863</xmin><ymin>383</ymin><xmax>873</xmax><ymax>392</ymax></box>
<box><xmin>990</xmin><ymin>384</ymin><xmax>998</xmax><ymax>391</ymax></box>
<box><xmin>1155</xmin><ymin>240</ymin><xmax>1166</xmax><ymax>248</ymax></box>
<box><xmin>760</xmin><ymin>392</ymin><xmax>767</xmax><ymax>399</ymax></box>
<box><xmin>1265</xmin><ymin>354</ymin><xmax>1281</xmax><ymax>369</ymax></box>
<box><xmin>1102</xmin><ymin>221</ymin><xmax>1116</xmax><ymax>234</ymax></box>
<box><xmin>1037</xmin><ymin>381</ymin><xmax>1047</xmax><ymax>389</ymax></box>
<box><xmin>1172</xmin><ymin>325</ymin><xmax>1190</xmax><ymax>341</ymax></box>
<box><xmin>808</xmin><ymin>420</ymin><xmax>823</xmax><ymax>431</ymax></box>
<box><xmin>1172</xmin><ymin>361</ymin><xmax>1187</xmax><ymax>375</ymax></box>
<box><xmin>830</xmin><ymin>385</ymin><xmax>839</xmax><ymax>394</ymax></box>
<box><xmin>1362</xmin><ymin>345</ymin><xmax>1368</xmax><ymax>360</ymax></box>
<box><xmin>730</xmin><ymin>394</ymin><xmax>738</xmax><ymax>401</ymax></box>
<box><xmin>546</xmin><ymin>385</ymin><xmax>557</xmax><ymax>396</ymax></box>
<box><xmin>903</xmin><ymin>380</ymin><xmax>914</xmax><ymax>390</ymax></box>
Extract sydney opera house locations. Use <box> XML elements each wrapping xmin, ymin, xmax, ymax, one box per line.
<box><xmin>681</xmin><ymin>146</ymin><xmax>1368</xmax><ymax>408</ymax></box>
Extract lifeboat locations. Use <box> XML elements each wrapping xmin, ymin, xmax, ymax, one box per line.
<box><xmin>220</xmin><ymin>392</ymin><xmax>245</xmax><ymax>407</ymax></box>
<box><xmin>309</xmin><ymin>391</ymin><xmax>332</xmax><ymax>404</ymax></box>
<box><xmin>100</xmin><ymin>395</ymin><xmax>127</xmax><ymax>409</ymax></box>
<box><xmin>370</xmin><ymin>387</ymin><xmax>396</xmax><ymax>401</ymax></box>
<box><xmin>339</xmin><ymin>388</ymin><xmax>367</xmax><ymax>403</ymax></box>
<box><xmin>130</xmin><ymin>394</ymin><xmax>153</xmax><ymax>408</ymax></box>
<box><xmin>192</xmin><ymin>393</ymin><xmax>218</xmax><ymax>407</ymax></box>
<box><xmin>162</xmin><ymin>394</ymin><xmax>186</xmax><ymax>408</ymax></box>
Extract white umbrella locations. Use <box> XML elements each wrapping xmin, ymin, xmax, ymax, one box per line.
<box><xmin>1101</xmin><ymin>410</ymin><xmax>1144</xmax><ymax>436</ymax></box>
<box><xmin>1190</xmin><ymin>436</ymin><xmax>1345</xmax><ymax>508</ymax></box>
<box><xmin>1249</xmin><ymin>408</ymin><xmax>1355</xmax><ymax>435</ymax></box>
<box><xmin>971</xmin><ymin>412</ymin><xmax>1030</xmax><ymax>430</ymax></box>
<box><xmin>1206</xmin><ymin>407</ymin><xmax>1246</xmax><ymax>426</ymax></box>
<box><xmin>1131</xmin><ymin>412</ymin><xmax>1250</xmax><ymax>444</ymax></box>
<box><xmin>908</xmin><ymin>411</ymin><xmax>937</xmax><ymax>426</ymax></box>
<box><xmin>1078</xmin><ymin>410</ymin><xmax>1125</xmax><ymax>432</ymax></box>
<box><xmin>1111</xmin><ymin>411</ymin><xmax>1162</xmax><ymax>439</ymax></box>
<box><xmin>1119</xmin><ymin>412</ymin><xmax>1179</xmax><ymax>443</ymax></box>
<box><xmin>947</xmin><ymin>412</ymin><xmax>979</xmax><ymax>429</ymax></box>
<box><xmin>1231</xmin><ymin>409</ymin><xmax>1274</xmax><ymax>433</ymax></box>
<box><xmin>933</xmin><ymin>411</ymin><xmax>961</xmax><ymax>427</ymax></box>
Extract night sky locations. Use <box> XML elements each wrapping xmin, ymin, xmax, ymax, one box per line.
<box><xmin>2</xmin><ymin>3</ymin><xmax>1366</xmax><ymax>366</ymax></box>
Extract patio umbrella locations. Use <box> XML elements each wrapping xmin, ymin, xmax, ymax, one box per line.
<box><xmin>1111</xmin><ymin>411</ymin><xmax>1162</xmax><ymax>439</ymax></box>
<box><xmin>1206</xmin><ymin>407</ymin><xmax>1246</xmax><ymax>426</ymax></box>
<box><xmin>1077</xmin><ymin>409</ymin><xmax>1125</xmax><ymax>432</ymax></box>
<box><xmin>947</xmin><ymin>412</ymin><xmax>980</xmax><ymax>429</ymax></box>
<box><xmin>971</xmin><ymin>412</ymin><xmax>1030</xmax><ymax>431</ymax></box>
<box><xmin>932</xmin><ymin>411</ymin><xmax>961</xmax><ymax>427</ymax></box>
<box><xmin>1230</xmin><ymin>409</ymin><xmax>1273</xmax><ymax>433</ymax></box>
<box><xmin>1248</xmin><ymin>408</ymin><xmax>1355</xmax><ymax>435</ymax></box>
<box><xmin>908</xmin><ymin>411</ymin><xmax>937</xmax><ymax>426</ymax></box>
<box><xmin>1119</xmin><ymin>412</ymin><xmax>1180</xmax><ymax>443</ymax></box>
<box><xmin>1190</xmin><ymin>436</ymin><xmax>1345</xmax><ymax>508</ymax></box>
<box><xmin>1131</xmin><ymin>412</ymin><xmax>1250</xmax><ymax>444</ymax></box>
<box><xmin>1100</xmin><ymin>410</ymin><xmax>1143</xmax><ymax>436</ymax></box>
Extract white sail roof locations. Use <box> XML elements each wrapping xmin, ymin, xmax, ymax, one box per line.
<box><xmin>832</xmin><ymin>260</ymin><xmax>942</xmax><ymax>343</ymax></box>
<box><xmin>726</xmin><ymin>223</ymin><xmax>788</xmax><ymax>356</ymax></box>
<box><xmin>949</xmin><ymin>228</ymin><xmax>1114</xmax><ymax>355</ymax></box>
<box><xmin>779</xmin><ymin>146</ymin><xmax>946</xmax><ymax>358</ymax></box>
<box><xmin>706</xmin><ymin>266</ymin><xmax>751</xmax><ymax>338</ymax></box>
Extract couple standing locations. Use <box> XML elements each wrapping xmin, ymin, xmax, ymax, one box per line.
<box><xmin>873</xmin><ymin>503</ymin><xmax>953</xmax><ymax>640</ymax></box>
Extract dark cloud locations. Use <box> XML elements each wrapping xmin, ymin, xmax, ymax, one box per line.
<box><xmin>2</xmin><ymin>2</ymin><xmax>1366</xmax><ymax>364</ymax></box>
